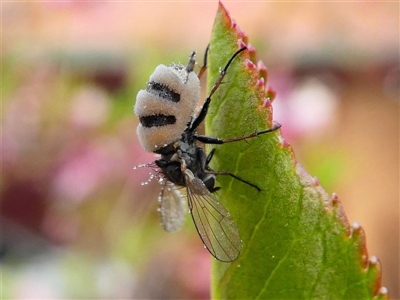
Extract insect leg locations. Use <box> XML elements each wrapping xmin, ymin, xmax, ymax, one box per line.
<box><xmin>189</xmin><ymin>47</ymin><xmax>248</xmax><ymax>132</ymax></box>
<box><xmin>197</xmin><ymin>44</ymin><xmax>210</xmax><ymax>80</ymax></box>
<box><xmin>196</xmin><ymin>123</ymin><xmax>281</xmax><ymax>191</ymax></box>
<box><xmin>196</xmin><ymin>147</ymin><xmax>219</xmax><ymax>192</ymax></box>
<box><xmin>206</xmin><ymin>148</ymin><xmax>216</xmax><ymax>165</ymax></box>
<box><xmin>194</xmin><ymin>122</ymin><xmax>281</xmax><ymax>144</ymax></box>
<box><xmin>206</xmin><ymin>169</ymin><xmax>262</xmax><ymax>192</ymax></box>
<box><xmin>201</xmin><ymin>147</ymin><xmax>262</xmax><ymax>192</ymax></box>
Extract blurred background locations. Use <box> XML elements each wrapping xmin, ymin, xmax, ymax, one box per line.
<box><xmin>2</xmin><ymin>2</ymin><xmax>398</xmax><ymax>299</ymax></box>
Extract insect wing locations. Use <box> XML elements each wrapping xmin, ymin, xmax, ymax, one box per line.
<box><xmin>159</xmin><ymin>180</ymin><xmax>186</xmax><ymax>232</ymax></box>
<box><xmin>185</xmin><ymin>172</ymin><xmax>242</xmax><ymax>262</ymax></box>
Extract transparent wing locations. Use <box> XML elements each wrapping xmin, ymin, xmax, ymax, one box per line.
<box><xmin>184</xmin><ymin>170</ymin><xmax>242</xmax><ymax>262</ymax></box>
<box><xmin>158</xmin><ymin>180</ymin><xmax>186</xmax><ymax>232</ymax></box>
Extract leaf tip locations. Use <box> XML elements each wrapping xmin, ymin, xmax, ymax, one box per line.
<box><xmin>278</xmin><ymin>135</ymin><xmax>291</xmax><ymax>148</ymax></box>
<box><xmin>245</xmin><ymin>59</ymin><xmax>256</xmax><ymax>70</ymax></box>
<box><xmin>217</xmin><ymin>1</ymin><xmax>236</xmax><ymax>32</ymax></box>
<box><xmin>312</xmin><ymin>176</ymin><xmax>320</xmax><ymax>186</ymax></box>
<box><xmin>350</xmin><ymin>221</ymin><xmax>369</xmax><ymax>268</ymax></box>
<box><xmin>256</xmin><ymin>77</ymin><xmax>265</xmax><ymax>89</ymax></box>
<box><xmin>247</xmin><ymin>43</ymin><xmax>257</xmax><ymax>63</ymax></box>
<box><xmin>213</xmin><ymin>1</ymin><xmax>278</xmax><ymax>130</ymax></box>
<box><xmin>367</xmin><ymin>256</ymin><xmax>387</xmax><ymax>298</ymax></box>
<box><xmin>369</xmin><ymin>255</ymin><xmax>379</xmax><ymax>265</ymax></box>
<box><xmin>351</xmin><ymin>220</ymin><xmax>361</xmax><ymax>231</ymax></box>
<box><xmin>262</xmin><ymin>97</ymin><xmax>271</xmax><ymax>108</ymax></box>
<box><xmin>331</xmin><ymin>192</ymin><xmax>351</xmax><ymax>235</ymax></box>
<box><xmin>266</xmin><ymin>87</ymin><xmax>277</xmax><ymax>102</ymax></box>
<box><xmin>348</xmin><ymin>221</ymin><xmax>387</xmax><ymax>297</ymax></box>
<box><xmin>257</xmin><ymin>60</ymin><xmax>268</xmax><ymax>81</ymax></box>
<box><xmin>331</xmin><ymin>192</ymin><xmax>339</xmax><ymax>203</ymax></box>
<box><xmin>238</xmin><ymin>39</ymin><xmax>247</xmax><ymax>49</ymax></box>
<box><xmin>375</xmin><ymin>287</ymin><xmax>389</xmax><ymax>299</ymax></box>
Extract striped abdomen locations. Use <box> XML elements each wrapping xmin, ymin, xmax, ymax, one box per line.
<box><xmin>134</xmin><ymin>63</ymin><xmax>200</xmax><ymax>152</ymax></box>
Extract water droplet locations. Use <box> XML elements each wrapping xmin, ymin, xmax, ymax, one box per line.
<box><xmin>352</xmin><ymin>221</ymin><xmax>361</xmax><ymax>229</ymax></box>
<box><xmin>369</xmin><ymin>256</ymin><xmax>378</xmax><ymax>264</ymax></box>
<box><xmin>379</xmin><ymin>287</ymin><xmax>388</xmax><ymax>295</ymax></box>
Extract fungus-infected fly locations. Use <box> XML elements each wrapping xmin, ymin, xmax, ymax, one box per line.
<box><xmin>134</xmin><ymin>46</ymin><xmax>281</xmax><ymax>262</ymax></box>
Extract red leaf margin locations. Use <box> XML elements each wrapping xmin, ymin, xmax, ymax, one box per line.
<box><xmin>211</xmin><ymin>2</ymin><xmax>388</xmax><ymax>299</ymax></box>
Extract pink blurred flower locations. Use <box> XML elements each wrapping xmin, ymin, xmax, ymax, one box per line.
<box><xmin>270</xmin><ymin>68</ymin><xmax>340</xmax><ymax>141</ymax></box>
<box><xmin>51</xmin><ymin>139</ymin><xmax>122</xmax><ymax>203</ymax></box>
<box><xmin>69</xmin><ymin>86</ymin><xmax>110</xmax><ymax>129</ymax></box>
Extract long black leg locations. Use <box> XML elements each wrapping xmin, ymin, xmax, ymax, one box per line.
<box><xmin>206</xmin><ymin>170</ymin><xmax>261</xmax><ymax>192</ymax></box>
<box><xmin>194</xmin><ymin>123</ymin><xmax>281</xmax><ymax>145</ymax></box>
<box><xmin>201</xmin><ymin>147</ymin><xmax>261</xmax><ymax>192</ymax></box>
<box><xmin>197</xmin><ymin>44</ymin><xmax>209</xmax><ymax>80</ymax></box>
<box><xmin>198</xmin><ymin>123</ymin><xmax>281</xmax><ymax>191</ymax></box>
<box><xmin>189</xmin><ymin>47</ymin><xmax>247</xmax><ymax>132</ymax></box>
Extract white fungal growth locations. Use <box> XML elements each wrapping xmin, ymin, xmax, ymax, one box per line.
<box><xmin>134</xmin><ymin>63</ymin><xmax>200</xmax><ymax>152</ymax></box>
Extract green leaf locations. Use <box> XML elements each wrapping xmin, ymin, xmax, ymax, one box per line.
<box><xmin>206</xmin><ymin>3</ymin><xmax>387</xmax><ymax>299</ymax></box>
